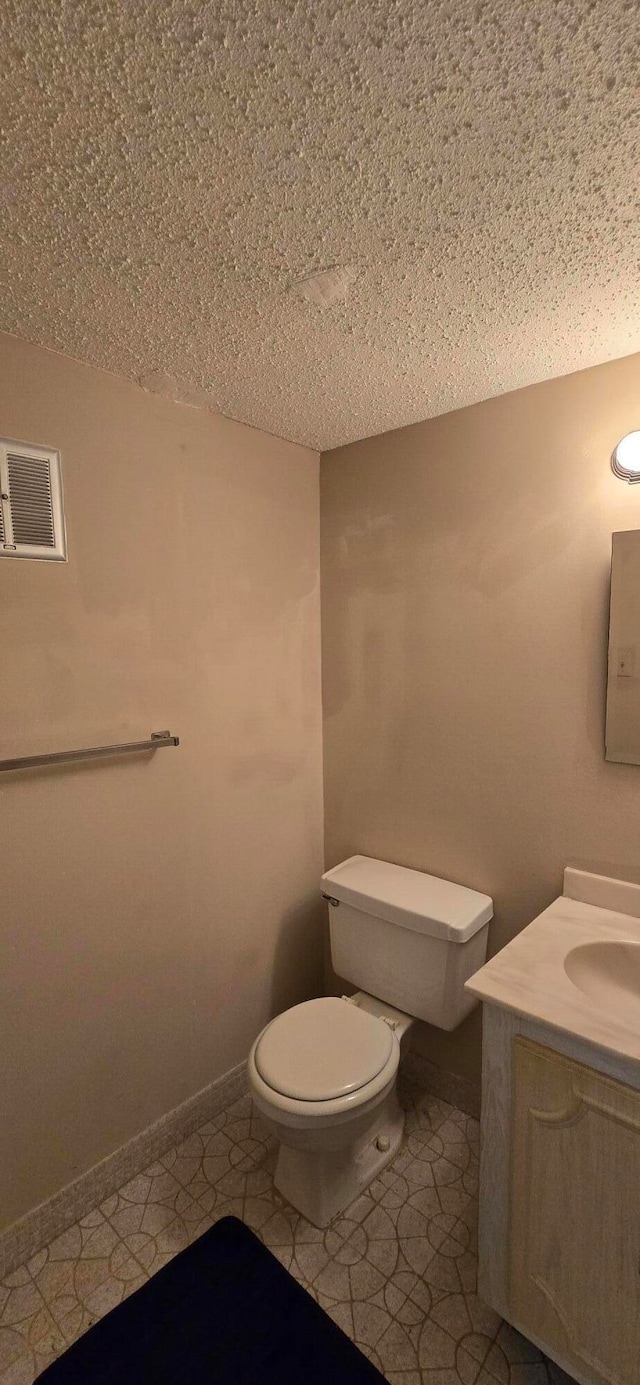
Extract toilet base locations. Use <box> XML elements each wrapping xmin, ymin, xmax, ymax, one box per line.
<box><xmin>272</xmin><ymin>1088</ymin><xmax>404</xmax><ymax>1228</ymax></box>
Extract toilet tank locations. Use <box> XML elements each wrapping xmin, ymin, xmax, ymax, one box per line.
<box><xmin>322</xmin><ymin>856</ymin><xmax>493</xmax><ymax>1031</ymax></box>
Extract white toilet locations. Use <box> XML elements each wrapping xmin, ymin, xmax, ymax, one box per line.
<box><xmin>249</xmin><ymin>855</ymin><xmax>492</xmax><ymax>1227</ymax></box>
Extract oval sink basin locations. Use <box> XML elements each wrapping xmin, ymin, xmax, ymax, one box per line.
<box><xmin>564</xmin><ymin>940</ymin><xmax>640</xmax><ymax>1017</ymax></box>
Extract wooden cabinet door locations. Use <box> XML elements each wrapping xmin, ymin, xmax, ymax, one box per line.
<box><xmin>510</xmin><ymin>1037</ymin><xmax>640</xmax><ymax>1385</ymax></box>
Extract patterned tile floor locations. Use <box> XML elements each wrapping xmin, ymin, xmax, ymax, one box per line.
<box><xmin>0</xmin><ymin>1077</ymin><xmax>577</xmax><ymax>1385</ymax></box>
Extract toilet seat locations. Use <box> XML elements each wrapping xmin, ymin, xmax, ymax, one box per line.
<box><xmin>248</xmin><ymin>998</ymin><xmax>405</xmax><ymax>1226</ymax></box>
<box><xmin>254</xmin><ymin>997</ymin><xmax>394</xmax><ymax>1102</ymax></box>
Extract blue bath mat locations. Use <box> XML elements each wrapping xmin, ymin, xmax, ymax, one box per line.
<box><xmin>36</xmin><ymin>1215</ymin><xmax>386</xmax><ymax>1383</ymax></box>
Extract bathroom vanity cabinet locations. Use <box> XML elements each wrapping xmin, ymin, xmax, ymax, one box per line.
<box><xmin>465</xmin><ymin>870</ymin><xmax>640</xmax><ymax>1385</ymax></box>
<box><xmin>479</xmin><ymin>1005</ymin><xmax>640</xmax><ymax>1385</ymax></box>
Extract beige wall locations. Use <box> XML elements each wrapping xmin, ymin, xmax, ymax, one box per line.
<box><xmin>6</xmin><ymin>331</ymin><xmax>640</xmax><ymax>1227</ymax></box>
<box><xmin>321</xmin><ymin>352</ymin><xmax>640</xmax><ymax>1088</ymax></box>
<box><xmin>0</xmin><ymin>333</ymin><xmax>324</xmax><ymax>1231</ymax></box>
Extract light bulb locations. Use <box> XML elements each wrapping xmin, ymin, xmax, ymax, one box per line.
<box><xmin>611</xmin><ymin>431</ymin><xmax>640</xmax><ymax>483</ymax></box>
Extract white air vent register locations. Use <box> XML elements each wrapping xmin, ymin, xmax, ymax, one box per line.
<box><xmin>0</xmin><ymin>438</ymin><xmax>66</xmax><ymax>560</ymax></box>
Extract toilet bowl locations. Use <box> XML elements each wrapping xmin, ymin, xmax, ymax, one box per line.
<box><xmin>248</xmin><ymin>855</ymin><xmax>493</xmax><ymax>1227</ymax></box>
<box><xmin>249</xmin><ymin>993</ymin><xmax>414</xmax><ymax>1227</ymax></box>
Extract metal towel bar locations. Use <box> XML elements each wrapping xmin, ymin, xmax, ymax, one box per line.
<box><xmin>0</xmin><ymin>731</ymin><xmax>180</xmax><ymax>773</ymax></box>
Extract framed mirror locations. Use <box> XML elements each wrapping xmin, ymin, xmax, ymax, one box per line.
<box><xmin>605</xmin><ymin>530</ymin><xmax>640</xmax><ymax>764</ymax></box>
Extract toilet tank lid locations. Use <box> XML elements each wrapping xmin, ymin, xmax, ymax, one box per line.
<box><xmin>321</xmin><ymin>856</ymin><xmax>493</xmax><ymax>943</ymax></box>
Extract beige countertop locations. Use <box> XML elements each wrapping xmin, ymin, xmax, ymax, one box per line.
<box><xmin>466</xmin><ymin>868</ymin><xmax>640</xmax><ymax>1066</ymax></box>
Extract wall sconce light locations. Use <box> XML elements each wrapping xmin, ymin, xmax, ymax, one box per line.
<box><xmin>611</xmin><ymin>431</ymin><xmax>640</xmax><ymax>483</ymax></box>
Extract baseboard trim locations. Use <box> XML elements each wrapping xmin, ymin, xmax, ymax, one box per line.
<box><xmin>402</xmin><ymin>1049</ymin><xmax>480</xmax><ymax>1119</ymax></box>
<box><xmin>0</xmin><ymin>1060</ymin><xmax>248</xmax><ymax>1281</ymax></box>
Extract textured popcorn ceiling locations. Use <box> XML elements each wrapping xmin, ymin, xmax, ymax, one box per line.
<box><xmin>1</xmin><ymin>1</ymin><xmax>639</xmax><ymax>450</ymax></box>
